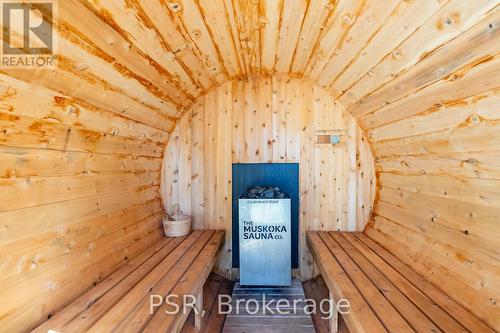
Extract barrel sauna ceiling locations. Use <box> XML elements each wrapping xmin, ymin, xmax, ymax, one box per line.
<box><xmin>1</xmin><ymin>0</ymin><xmax>499</xmax><ymax>332</ymax></box>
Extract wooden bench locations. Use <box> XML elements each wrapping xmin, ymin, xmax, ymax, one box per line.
<box><xmin>306</xmin><ymin>231</ymin><xmax>495</xmax><ymax>333</ymax></box>
<box><xmin>33</xmin><ymin>230</ymin><xmax>225</xmax><ymax>333</ymax></box>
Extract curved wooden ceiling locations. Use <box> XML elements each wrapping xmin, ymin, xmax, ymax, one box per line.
<box><xmin>4</xmin><ymin>0</ymin><xmax>497</xmax><ymax>134</ymax></box>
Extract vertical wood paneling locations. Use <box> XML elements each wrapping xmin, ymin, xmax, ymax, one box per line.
<box><xmin>178</xmin><ymin>114</ymin><xmax>193</xmax><ymax>216</ymax></box>
<box><xmin>257</xmin><ymin>76</ymin><xmax>273</xmax><ymax>162</ymax></box>
<box><xmin>231</xmin><ymin>79</ymin><xmax>245</xmax><ymax>163</ymax></box>
<box><xmin>215</xmin><ymin>82</ymin><xmax>233</xmax><ymax>277</ymax></box>
<box><xmin>285</xmin><ymin>78</ymin><xmax>302</xmax><ymax>161</ymax></box>
<box><xmin>346</xmin><ymin>115</ymin><xmax>358</xmax><ymax>231</ymax></box>
<box><xmin>203</xmin><ymin>90</ymin><xmax>218</xmax><ymax>227</ymax></box>
<box><xmin>191</xmin><ymin>101</ymin><xmax>205</xmax><ymax>229</ymax></box>
<box><xmin>244</xmin><ymin>77</ymin><xmax>258</xmax><ymax>162</ymax></box>
<box><xmin>272</xmin><ymin>75</ymin><xmax>288</xmax><ymax>161</ymax></box>
<box><xmin>161</xmin><ymin>75</ymin><xmax>375</xmax><ymax>280</ymax></box>
<box><xmin>161</xmin><ymin>125</ymin><xmax>179</xmax><ymax>213</ymax></box>
<box><xmin>299</xmin><ymin>80</ymin><xmax>315</xmax><ymax>279</ymax></box>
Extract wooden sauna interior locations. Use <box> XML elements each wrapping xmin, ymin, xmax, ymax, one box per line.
<box><xmin>0</xmin><ymin>0</ymin><xmax>499</xmax><ymax>332</ymax></box>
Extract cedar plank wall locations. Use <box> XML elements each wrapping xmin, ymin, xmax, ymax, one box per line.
<box><xmin>161</xmin><ymin>75</ymin><xmax>376</xmax><ymax>281</ymax></box>
<box><xmin>0</xmin><ymin>79</ymin><xmax>167</xmax><ymax>332</ymax></box>
<box><xmin>345</xmin><ymin>7</ymin><xmax>500</xmax><ymax>332</ymax></box>
<box><xmin>362</xmin><ymin>55</ymin><xmax>500</xmax><ymax>328</ymax></box>
<box><xmin>0</xmin><ymin>76</ymin><xmax>169</xmax><ymax>329</ymax></box>
<box><xmin>0</xmin><ymin>2</ymin><xmax>184</xmax><ymax>331</ymax></box>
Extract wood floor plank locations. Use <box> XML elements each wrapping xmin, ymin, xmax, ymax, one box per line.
<box><xmin>306</xmin><ymin>231</ymin><xmax>387</xmax><ymax>333</ymax></box>
<box><xmin>222</xmin><ymin>278</ymin><xmax>315</xmax><ymax>333</ymax></box>
<box><xmin>318</xmin><ymin>232</ymin><xmax>414</xmax><ymax>333</ymax></box>
<box><xmin>143</xmin><ymin>230</ymin><xmax>225</xmax><ymax>333</ymax></box>
<box><xmin>355</xmin><ymin>233</ymin><xmax>496</xmax><ymax>333</ymax></box>
<box><xmin>181</xmin><ymin>272</ymin><xmax>232</xmax><ymax>333</ymax></box>
<box><xmin>201</xmin><ymin>274</ymin><xmax>235</xmax><ymax>333</ymax></box>
<box><xmin>331</xmin><ymin>232</ymin><xmax>441</xmax><ymax>333</ymax></box>
<box><xmin>302</xmin><ymin>275</ymin><xmax>350</xmax><ymax>333</ymax></box>
<box><xmin>222</xmin><ymin>327</ymin><xmax>317</xmax><ymax>333</ymax></box>
<box><xmin>224</xmin><ymin>316</ymin><xmax>314</xmax><ymax>327</ymax></box>
<box><xmin>232</xmin><ymin>287</ymin><xmax>305</xmax><ymax>296</ymax></box>
<box><xmin>31</xmin><ymin>236</ymin><xmax>173</xmax><ymax>333</ymax></box>
<box><xmin>84</xmin><ymin>230</ymin><xmax>208</xmax><ymax>332</ymax></box>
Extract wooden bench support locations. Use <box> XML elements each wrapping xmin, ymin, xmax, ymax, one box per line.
<box><xmin>307</xmin><ymin>231</ymin><xmax>495</xmax><ymax>333</ymax></box>
<box><xmin>329</xmin><ymin>290</ymin><xmax>338</xmax><ymax>333</ymax></box>
<box><xmin>194</xmin><ymin>287</ymin><xmax>204</xmax><ymax>329</ymax></box>
<box><xmin>34</xmin><ymin>230</ymin><xmax>225</xmax><ymax>333</ymax></box>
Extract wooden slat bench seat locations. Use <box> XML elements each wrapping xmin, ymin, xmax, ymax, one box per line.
<box><xmin>306</xmin><ymin>231</ymin><xmax>495</xmax><ymax>333</ymax></box>
<box><xmin>33</xmin><ymin>230</ymin><xmax>225</xmax><ymax>333</ymax></box>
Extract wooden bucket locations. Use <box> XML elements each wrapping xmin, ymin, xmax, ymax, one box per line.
<box><xmin>163</xmin><ymin>204</ymin><xmax>191</xmax><ymax>237</ymax></box>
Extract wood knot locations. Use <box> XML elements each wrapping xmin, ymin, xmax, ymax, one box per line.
<box><xmin>443</xmin><ymin>16</ymin><xmax>455</xmax><ymax>26</ymax></box>
<box><xmin>169</xmin><ymin>2</ymin><xmax>182</xmax><ymax>12</ymax></box>
<box><xmin>342</xmin><ymin>14</ymin><xmax>353</xmax><ymax>25</ymax></box>
<box><xmin>191</xmin><ymin>29</ymin><xmax>201</xmax><ymax>39</ymax></box>
<box><xmin>392</xmin><ymin>50</ymin><xmax>402</xmax><ymax>59</ymax></box>
<box><xmin>469</xmin><ymin>114</ymin><xmax>480</xmax><ymax>124</ymax></box>
<box><xmin>464</xmin><ymin>158</ymin><xmax>478</xmax><ymax>166</ymax></box>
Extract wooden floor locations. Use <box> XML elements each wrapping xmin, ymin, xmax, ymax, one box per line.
<box><xmin>222</xmin><ymin>280</ymin><xmax>316</xmax><ymax>333</ymax></box>
<box><xmin>302</xmin><ymin>275</ymin><xmax>349</xmax><ymax>333</ymax></box>
<box><xmin>183</xmin><ymin>276</ymin><xmax>344</xmax><ymax>333</ymax></box>
<box><xmin>181</xmin><ymin>272</ymin><xmax>235</xmax><ymax>333</ymax></box>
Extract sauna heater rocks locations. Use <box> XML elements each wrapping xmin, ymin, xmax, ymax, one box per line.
<box><xmin>239</xmin><ymin>186</ymin><xmax>291</xmax><ymax>286</ymax></box>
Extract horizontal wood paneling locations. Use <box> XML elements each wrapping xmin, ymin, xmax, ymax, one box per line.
<box><xmin>0</xmin><ymin>4</ymin><xmax>184</xmax><ymax>329</ymax></box>
<box><xmin>161</xmin><ymin>75</ymin><xmax>375</xmax><ymax>280</ymax></box>
<box><xmin>364</xmin><ymin>53</ymin><xmax>500</xmax><ymax>332</ymax></box>
<box><xmin>0</xmin><ymin>73</ymin><xmax>167</xmax><ymax>332</ymax></box>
